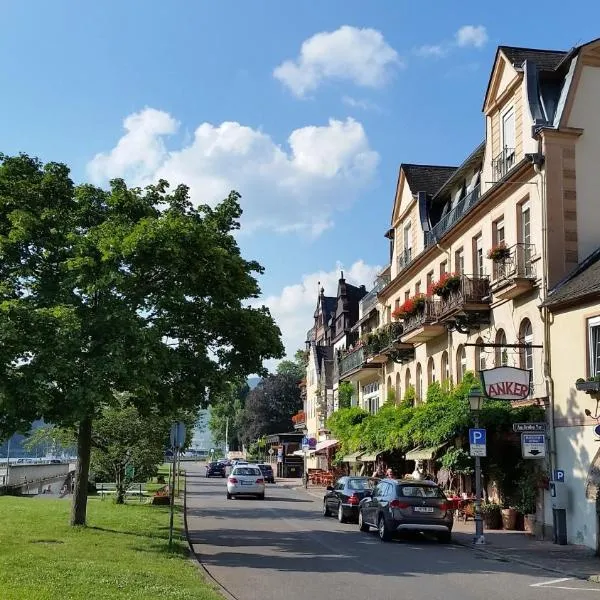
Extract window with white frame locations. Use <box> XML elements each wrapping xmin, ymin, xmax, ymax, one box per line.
<box><xmin>475</xmin><ymin>337</ymin><xmax>487</xmax><ymax>372</ymax></box>
<box><xmin>519</xmin><ymin>319</ymin><xmax>534</xmax><ymax>379</ymax></box>
<box><xmin>502</xmin><ymin>107</ymin><xmax>516</xmax><ymax>155</ymax></box>
<box><xmin>403</xmin><ymin>223</ymin><xmax>412</xmax><ymax>262</ymax></box>
<box><xmin>495</xmin><ymin>329</ymin><xmax>509</xmax><ymax>367</ymax></box>
<box><xmin>441</xmin><ymin>351</ymin><xmax>449</xmax><ymax>382</ymax></box>
<box><xmin>416</xmin><ymin>363</ymin><xmax>423</xmax><ymax>403</ymax></box>
<box><xmin>455</xmin><ymin>248</ymin><xmax>465</xmax><ymax>275</ymax></box>
<box><xmin>456</xmin><ymin>345</ymin><xmax>467</xmax><ymax>382</ymax></box>
<box><xmin>362</xmin><ymin>381</ymin><xmax>380</xmax><ymax>414</ymax></box>
<box><xmin>473</xmin><ymin>234</ymin><xmax>484</xmax><ymax>277</ymax></box>
<box><xmin>589</xmin><ymin>317</ymin><xmax>600</xmax><ymax>377</ymax></box>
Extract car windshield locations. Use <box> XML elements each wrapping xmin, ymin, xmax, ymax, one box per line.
<box><xmin>347</xmin><ymin>478</ymin><xmax>377</xmax><ymax>490</ymax></box>
<box><xmin>398</xmin><ymin>485</ymin><xmax>445</xmax><ymax>498</ymax></box>
<box><xmin>233</xmin><ymin>467</ymin><xmax>261</xmax><ymax>476</ymax></box>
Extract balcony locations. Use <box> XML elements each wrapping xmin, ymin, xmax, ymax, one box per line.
<box><xmin>397</xmin><ymin>248</ymin><xmax>413</xmax><ymax>274</ymax></box>
<box><xmin>292</xmin><ymin>411</ymin><xmax>306</xmax><ymax>430</ymax></box>
<box><xmin>359</xmin><ymin>274</ymin><xmax>390</xmax><ymax>317</ymax></box>
<box><xmin>363</xmin><ymin>323</ymin><xmax>405</xmax><ymax>363</ymax></box>
<box><xmin>338</xmin><ymin>347</ymin><xmax>380</xmax><ymax>381</ymax></box>
<box><xmin>492</xmin><ymin>147</ymin><xmax>516</xmax><ymax>182</ymax></box>
<box><xmin>435</xmin><ymin>274</ymin><xmax>491</xmax><ymax>325</ymax></box>
<box><xmin>491</xmin><ymin>243</ymin><xmax>537</xmax><ymax>300</ymax></box>
<box><xmin>400</xmin><ymin>298</ymin><xmax>446</xmax><ymax>344</ymax></box>
<box><xmin>425</xmin><ymin>185</ymin><xmax>482</xmax><ymax>248</ymax></box>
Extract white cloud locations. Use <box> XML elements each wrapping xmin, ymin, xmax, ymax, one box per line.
<box><xmin>256</xmin><ymin>260</ymin><xmax>381</xmax><ymax>363</ymax></box>
<box><xmin>456</xmin><ymin>25</ymin><xmax>488</xmax><ymax>48</ymax></box>
<box><xmin>274</xmin><ymin>25</ymin><xmax>402</xmax><ymax>97</ymax></box>
<box><xmin>341</xmin><ymin>96</ymin><xmax>382</xmax><ymax>112</ymax></box>
<box><xmin>87</xmin><ymin>108</ymin><xmax>379</xmax><ymax>237</ymax></box>
<box><xmin>414</xmin><ymin>44</ymin><xmax>447</xmax><ymax>58</ymax></box>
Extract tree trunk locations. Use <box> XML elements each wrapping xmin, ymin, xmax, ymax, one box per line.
<box><xmin>115</xmin><ymin>464</ymin><xmax>125</xmax><ymax>505</ymax></box>
<box><xmin>70</xmin><ymin>416</ymin><xmax>93</xmax><ymax>526</ymax></box>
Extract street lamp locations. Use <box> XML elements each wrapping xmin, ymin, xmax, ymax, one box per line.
<box><xmin>468</xmin><ymin>386</ymin><xmax>486</xmax><ymax>545</ymax></box>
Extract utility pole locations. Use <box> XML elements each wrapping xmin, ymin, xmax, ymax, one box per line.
<box><xmin>225</xmin><ymin>417</ymin><xmax>229</xmax><ymax>458</ymax></box>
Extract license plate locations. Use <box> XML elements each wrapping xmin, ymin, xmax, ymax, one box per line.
<box><xmin>414</xmin><ymin>506</ymin><xmax>434</xmax><ymax>513</ymax></box>
<box><xmin>241</xmin><ymin>481</ymin><xmax>253</xmax><ymax>486</ymax></box>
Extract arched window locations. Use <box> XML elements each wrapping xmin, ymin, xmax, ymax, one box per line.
<box><xmin>416</xmin><ymin>363</ymin><xmax>423</xmax><ymax>403</ymax></box>
<box><xmin>404</xmin><ymin>368</ymin><xmax>412</xmax><ymax>405</ymax></box>
<box><xmin>475</xmin><ymin>337</ymin><xmax>487</xmax><ymax>372</ymax></box>
<box><xmin>427</xmin><ymin>357</ymin><xmax>436</xmax><ymax>386</ymax></box>
<box><xmin>441</xmin><ymin>351</ymin><xmax>449</xmax><ymax>383</ymax></box>
<box><xmin>395</xmin><ymin>372</ymin><xmax>401</xmax><ymax>403</ymax></box>
<box><xmin>387</xmin><ymin>375</ymin><xmax>392</xmax><ymax>403</ymax></box>
<box><xmin>495</xmin><ymin>329</ymin><xmax>508</xmax><ymax>366</ymax></box>
<box><xmin>519</xmin><ymin>319</ymin><xmax>534</xmax><ymax>376</ymax></box>
<box><xmin>456</xmin><ymin>345</ymin><xmax>467</xmax><ymax>382</ymax></box>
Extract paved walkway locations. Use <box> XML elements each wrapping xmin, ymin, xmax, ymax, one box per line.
<box><xmin>277</xmin><ymin>477</ymin><xmax>600</xmax><ymax>582</ymax></box>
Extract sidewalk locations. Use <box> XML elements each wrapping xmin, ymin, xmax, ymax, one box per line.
<box><xmin>277</xmin><ymin>478</ymin><xmax>600</xmax><ymax>582</ymax></box>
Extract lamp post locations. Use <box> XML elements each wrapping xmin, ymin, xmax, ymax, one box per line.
<box><xmin>468</xmin><ymin>387</ymin><xmax>486</xmax><ymax>545</ymax></box>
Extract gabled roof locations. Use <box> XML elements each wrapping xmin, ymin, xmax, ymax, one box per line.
<box><xmin>499</xmin><ymin>46</ymin><xmax>568</xmax><ymax>71</ymax></box>
<box><xmin>402</xmin><ymin>164</ymin><xmax>457</xmax><ymax>196</ymax></box>
<box><xmin>431</xmin><ymin>142</ymin><xmax>485</xmax><ymax>201</ymax></box>
<box><xmin>545</xmin><ymin>247</ymin><xmax>600</xmax><ymax>309</ymax></box>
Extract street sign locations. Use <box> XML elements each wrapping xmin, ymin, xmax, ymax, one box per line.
<box><xmin>522</xmin><ymin>433</ymin><xmax>546</xmax><ymax>459</ymax></box>
<box><xmin>513</xmin><ymin>422</ymin><xmax>546</xmax><ymax>433</ymax></box>
<box><xmin>308</xmin><ymin>437</ymin><xmax>317</xmax><ymax>450</ymax></box>
<box><xmin>301</xmin><ymin>436</ymin><xmax>309</xmax><ymax>451</ymax></box>
<box><xmin>170</xmin><ymin>422</ymin><xmax>186</xmax><ymax>450</ymax></box>
<box><xmin>125</xmin><ymin>465</ymin><xmax>135</xmax><ymax>479</ymax></box>
<box><xmin>554</xmin><ymin>469</ymin><xmax>565</xmax><ymax>482</ymax></box>
<box><xmin>480</xmin><ymin>367</ymin><xmax>532</xmax><ymax>400</ymax></box>
<box><xmin>469</xmin><ymin>428</ymin><xmax>487</xmax><ymax>457</ymax></box>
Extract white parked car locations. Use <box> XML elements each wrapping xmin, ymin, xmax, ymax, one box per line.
<box><xmin>227</xmin><ymin>464</ymin><xmax>265</xmax><ymax>500</ymax></box>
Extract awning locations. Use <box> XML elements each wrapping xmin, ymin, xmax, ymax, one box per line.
<box><xmin>292</xmin><ymin>449</ymin><xmax>315</xmax><ymax>457</ymax></box>
<box><xmin>358</xmin><ymin>451</ymin><xmax>383</xmax><ymax>462</ymax></box>
<box><xmin>315</xmin><ymin>439</ymin><xmax>339</xmax><ymax>453</ymax></box>
<box><xmin>405</xmin><ymin>444</ymin><xmax>445</xmax><ymax>461</ymax></box>
<box><xmin>341</xmin><ymin>451</ymin><xmax>365</xmax><ymax>463</ymax></box>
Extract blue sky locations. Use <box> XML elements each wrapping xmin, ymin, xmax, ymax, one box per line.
<box><xmin>2</xmin><ymin>0</ymin><xmax>599</xmax><ymax>361</ymax></box>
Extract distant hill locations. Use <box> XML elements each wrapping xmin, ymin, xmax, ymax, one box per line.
<box><xmin>247</xmin><ymin>377</ymin><xmax>261</xmax><ymax>389</ymax></box>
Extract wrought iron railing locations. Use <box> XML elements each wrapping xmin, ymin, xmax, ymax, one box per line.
<box><xmin>492</xmin><ymin>147</ymin><xmax>516</xmax><ymax>181</ymax></box>
<box><xmin>493</xmin><ymin>243</ymin><xmax>536</xmax><ymax>281</ymax></box>
<box><xmin>397</xmin><ymin>248</ymin><xmax>413</xmax><ymax>273</ymax></box>
<box><xmin>425</xmin><ymin>185</ymin><xmax>482</xmax><ymax>248</ymax></box>
<box><xmin>359</xmin><ymin>274</ymin><xmax>390</xmax><ymax>316</ymax></box>
<box><xmin>436</xmin><ymin>275</ymin><xmax>490</xmax><ymax>318</ymax></box>
<box><xmin>339</xmin><ymin>347</ymin><xmax>366</xmax><ymax>377</ymax></box>
<box><xmin>401</xmin><ymin>298</ymin><xmax>439</xmax><ymax>336</ymax></box>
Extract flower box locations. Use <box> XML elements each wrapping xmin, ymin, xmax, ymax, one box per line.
<box><xmin>487</xmin><ymin>243</ymin><xmax>511</xmax><ymax>262</ymax></box>
<box><xmin>575</xmin><ymin>378</ymin><xmax>600</xmax><ymax>394</ymax></box>
<box><xmin>431</xmin><ymin>273</ymin><xmax>461</xmax><ymax>297</ymax></box>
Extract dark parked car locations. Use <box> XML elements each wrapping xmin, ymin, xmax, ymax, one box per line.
<box><xmin>205</xmin><ymin>462</ymin><xmax>226</xmax><ymax>478</ymax></box>
<box><xmin>323</xmin><ymin>476</ymin><xmax>378</xmax><ymax>523</ymax></box>
<box><xmin>358</xmin><ymin>479</ymin><xmax>453</xmax><ymax>542</ymax></box>
<box><xmin>257</xmin><ymin>464</ymin><xmax>275</xmax><ymax>483</ymax></box>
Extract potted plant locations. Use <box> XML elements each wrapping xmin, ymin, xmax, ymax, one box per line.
<box><xmin>480</xmin><ymin>501</ymin><xmax>502</xmax><ymax>529</ymax></box>
<box><xmin>431</xmin><ymin>273</ymin><xmax>461</xmax><ymax>298</ymax></box>
<box><xmin>501</xmin><ymin>505</ymin><xmax>518</xmax><ymax>530</ymax></box>
<box><xmin>487</xmin><ymin>243</ymin><xmax>511</xmax><ymax>262</ymax></box>
<box><xmin>576</xmin><ymin>376</ymin><xmax>600</xmax><ymax>395</ymax></box>
<box><xmin>513</xmin><ymin>474</ymin><xmax>538</xmax><ymax>535</ymax></box>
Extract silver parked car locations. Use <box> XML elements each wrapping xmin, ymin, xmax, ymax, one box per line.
<box><xmin>226</xmin><ymin>464</ymin><xmax>266</xmax><ymax>500</ymax></box>
<box><xmin>358</xmin><ymin>479</ymin><xmax>453</xmax><ymax>542</ymax></box>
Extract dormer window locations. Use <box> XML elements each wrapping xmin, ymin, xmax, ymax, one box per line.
<box><xmin>493</xmin><ymin>106</ymin><xmax>516</xmax><ymax>180</ymax></box>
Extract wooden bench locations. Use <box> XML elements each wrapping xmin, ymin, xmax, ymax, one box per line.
<box><xmin>96</xmin><ymin>482</ymin><xmax>149</xmax><ymax>501</ymax></box>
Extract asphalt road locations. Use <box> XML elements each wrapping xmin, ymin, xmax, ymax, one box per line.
<box><xmin>186</xmin><ymin>463</ymin><xmax>600</xmax><ymax>600</ymax></box>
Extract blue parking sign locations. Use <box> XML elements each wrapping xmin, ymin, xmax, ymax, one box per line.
<box><xmin>469</xmin><ymin>428</ymin><xmax>486</xmax><ymax>445</ymax></box>
<box><xmin>554</xmin><ymin>469</ymin><xmax>565</xmax><ymax>482</ymax></box>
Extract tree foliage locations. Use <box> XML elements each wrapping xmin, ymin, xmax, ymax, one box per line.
<box><xmin>237</xmin><ymin>373</ymin><xmax>302</xmax><ymax>446</ymax></box>
<box><xmin>0</xmin><ymin>154</ymin><xmax>284</xmax><ymax>525</ymax></box>
<box><xmin>208</xmin><ymin>380</ymin><xmax>250</xmax><ymax>450</ymax></box>
<box><xmin>275</xmin><ymin>348</ymin><xmax>306</xmax><ymax>381</ymax></box>
<box><xmin>337</xmin><ymin>382</ymin><xmax>354</xmax><ymax>410</ymax></box>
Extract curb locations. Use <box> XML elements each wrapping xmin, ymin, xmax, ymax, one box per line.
<box><xmin>183</xmin><ymin>473</ymin><xmax>239</xmax><ymax>600</ymax></box>
<box><xmin>453</xmin><ymin>536</ymin><xmax>597</xmax><ymax>582</ymax></box>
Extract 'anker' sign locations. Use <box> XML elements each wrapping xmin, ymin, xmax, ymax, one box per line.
<box><xmin>480</xmin><ymin>367</ymin><xmax>532</xmax><ymax>401</ymax></box>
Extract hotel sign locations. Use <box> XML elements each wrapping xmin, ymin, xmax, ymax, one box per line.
<box><xmin>480</xmin><ymin>367</ymin><xmax>532</xmax><ymax>401</ymax></box>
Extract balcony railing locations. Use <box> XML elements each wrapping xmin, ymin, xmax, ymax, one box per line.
<box><xmin>359</xmin><ymin>274</ymin><xmax>390</xmax><ymax>316</ymax></box>
<box><xmin>493</xmin><ymin>243</ymin><xmax>536</xmax><ymax>280</ymax></box>
<box><xmin>425</xmin><ymin>185</ymin><xmax>482</xmax><ymax>248</ymax></box>
<box><xmin>436</xmin><ymin>274</ymin><xmax>490</xmax><ymax>319</ymax></box>
<box><xmin>401</xmin><ymin>298</ymin><xmax>439</xmax><ymax>336</ymax></box>
<box><xmin>397</xmin><ymin>248</ymin><xmax>413</xmax><ymax>273</ymax></box>
<box><xmin>492</xmin><ymin>147</ymin><xmax>516</xmax><ymax>182</ymax></box>
<box><xmin>339</xmin><ymin>347</ymin><xmax>367</xmax><ymax>377</ymax></box>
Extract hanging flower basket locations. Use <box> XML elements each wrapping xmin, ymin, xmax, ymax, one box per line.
<box><xmin>487</xmin><ymin>243</ymin><xmax>511</xmax><ymax>262</ymax></box>
<box><xmin>431</xmin><ymin>273</ymin><xmax>461</xmax><ymax>297</ymax></box>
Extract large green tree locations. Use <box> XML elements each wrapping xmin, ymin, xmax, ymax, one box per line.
<box><xmin>208</xmin><ymin>380</ymin><xmax>250</xmax><ymax>450</ymax></box>
<box><xmin>0</xmin><ymin>154</ymin><xmax>283</xmax><ymax>525</ymax></box>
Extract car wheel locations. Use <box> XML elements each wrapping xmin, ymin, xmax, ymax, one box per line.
<box><xmin>337</xmin><ymin>504</ymin><xmax>346</xmax><ymax>523</ymax></box>
<box><xmin>358</xmin><ymin>510</ymin><xmax>370</xmax><ymax>532</ymax></box>
<box><xmin>323</xmin><ymin>501</ymin><xmax>330</xmax><ymax>517</ymax></box>
<box><xmin>257</xmin><ymin>493</ymin><xmax>265</xmax><ymax>500</ymax></box>
<box><xmin>378</xmin><ymin>515</ymin><xmax>392</xmax><ymax>542</ymax></box>
<box><xmin>437</xmin><ymin>531</ymin><xmax>452</xmax><ymax>543</ymax></box>
<box><xmin>226</xmin><ymin>492</ymin><xmax>232</xmax><ymax>500</ymax></box>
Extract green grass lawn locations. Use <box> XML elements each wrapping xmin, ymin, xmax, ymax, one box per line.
<box><xmin>0</xmin><ymin>495</ymin><xmax>223</xmax><ymax>600</ymax></box>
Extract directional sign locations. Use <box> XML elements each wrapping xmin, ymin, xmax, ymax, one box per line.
<box><xmin>522</xmin><ymin>433</ymin><xmax>546</xmax><ymax>459</ymax></box>
<box><xmin>553</xmin><ymin>469</ymin><xmax>565</xmax><ymax>482</ymax></box>
<box><xmin>513</xmin><ymin>422</ymin><xmax>547</xmax><ymax>433</ymax></box>
<box><xmin>170</xmin><ymin>422</ymin><xmax>186</xmax><ymax>450</ymax></box>
<box><xmin>469</xmin><ymin>428</ymin><xmax>487</xmax><ymax>457</ymax></box>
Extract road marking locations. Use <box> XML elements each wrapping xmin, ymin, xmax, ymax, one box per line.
<box><xmin>531</xmin><ymin>578</ymin><xmax>600</xmax><ymax>592</ymax></box>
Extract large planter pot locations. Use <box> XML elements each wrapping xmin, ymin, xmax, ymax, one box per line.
<box><xmin>483</xmin><ymin>510</ymin><xmax>502</xmax><ymax>530</ymax></box>
<box><xmin>502</xmin><ymin>508</ymin><xmax>518</xmax><ymax>530</ymax></box>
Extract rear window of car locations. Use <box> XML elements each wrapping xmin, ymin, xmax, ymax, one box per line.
<box><xmin>347</xmin><ymin>478</ymin><xmax>377</xmax><ymax>491</ymax></box>
<box><xmin>398</xmin><ymin>485</ymin><xmax>445</xmax><ymax>498</ymax></box>
<box><xmin>258</xmin><ymin>465</ymin><xmax>272</xmax><ymax>471</ymax></box>
<box><xmin>232</xmin><ymin>467</ymin><xmax>261</xmax><ymax>476</ymax></box>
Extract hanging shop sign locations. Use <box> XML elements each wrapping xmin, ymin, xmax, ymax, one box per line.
<box><xmin>480</xmin><ymin>367</ymin><xmax>532</xmax><ymax>401</ymax></box>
